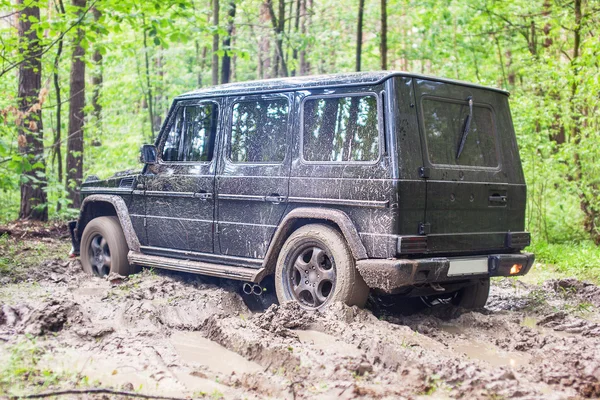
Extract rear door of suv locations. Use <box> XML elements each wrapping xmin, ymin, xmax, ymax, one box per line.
<box><xmin>414</xmin><ymin>79</ymin><xmax>526</xmax><ymax>254</ymax></box>
<box><xmin>215</xmin><ymin>93</ymin><xmax>293</xmax><ymax>261</ymax></box>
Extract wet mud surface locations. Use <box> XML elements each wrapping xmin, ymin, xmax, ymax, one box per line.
<box><xmin>1</xmin><ymin>239</ymin><xmax>600</xmax><ymax>398</ymax></box>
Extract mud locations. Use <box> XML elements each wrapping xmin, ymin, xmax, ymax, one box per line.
<box><xmin>1</xmin><ymin>240</ymin><xmax>600</xmax><ymax>399</ymax></box>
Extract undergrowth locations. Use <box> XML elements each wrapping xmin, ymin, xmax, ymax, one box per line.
<box><xmin>0</xmin><ymin>234</ymin><xmax>70</xmax><ymax>278</ymax></box>
<box><xmin>527</xmin><ymin>240</ymin><xmax>600</xmax><ymax>285</ymax></box>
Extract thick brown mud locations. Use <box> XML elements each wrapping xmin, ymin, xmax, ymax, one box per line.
<box><xmin>1</xmin><ymin>242</ymin><xmax>600</xmax><ymax>399</ymax></box>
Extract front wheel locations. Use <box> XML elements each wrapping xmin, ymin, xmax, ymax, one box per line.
<box><xmin>80</xmin><ymin>216</ymin><xmax>133</xmax><ymax>277</ymax></box>
<box><xmin>274</xmin><ymin>224</ymin><xmax>369</xmax><ymax>310</ymax></box>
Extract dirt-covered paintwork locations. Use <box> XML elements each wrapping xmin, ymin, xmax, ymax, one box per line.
<box><xmin>71</xmin><ymin>71</ymin><xmax>532</xmax><ymax>293</ymax></box>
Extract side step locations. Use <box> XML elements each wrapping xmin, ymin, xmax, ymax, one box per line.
<box><xmin>128</xmin><ymin>251</ymin><xmax>265</xmax><ymax>282</ymax></box>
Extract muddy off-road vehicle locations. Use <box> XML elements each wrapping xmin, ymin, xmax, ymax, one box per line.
<box><xmin>69</xmin><ymin>71</ymin><xmax>534</xmax><ymax>310</ymax></box>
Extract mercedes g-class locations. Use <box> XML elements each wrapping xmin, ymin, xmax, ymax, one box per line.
<box><xmin>69</xmin><ymin>71</ymin><xmax>534</xmax><ymax>310</ymax></box>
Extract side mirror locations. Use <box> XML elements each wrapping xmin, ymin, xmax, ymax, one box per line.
<box><xmin>140</xmin><ymin>144</ymin><xmax>157</xmax><ymax>164</ymax></box>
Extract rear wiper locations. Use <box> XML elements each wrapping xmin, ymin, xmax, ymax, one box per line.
<box><xmin>456</xmin><ymin>96</ymin><xmax>473</xmax><ymax>160</ymax></box>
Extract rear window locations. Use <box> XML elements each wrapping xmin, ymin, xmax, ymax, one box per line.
<box><xmin>302</xmin><ymin>94</ymin><xmax>379</xmax><ymax>162</ymax></box>
<box><xmin>422</xmin><ymin>98</ymin><xmax>498</xmax><ymax>168</ymax></box>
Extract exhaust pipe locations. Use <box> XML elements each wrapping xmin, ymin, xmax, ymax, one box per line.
<box><xmin>242</xmin><ymin>282</ymin><xmax>253</xmax><ymax>295</ymax></box>
<box><xmin>252</xmin><ymin>284</ymin><xmax>262</xmax><ymax>296</ymax></box>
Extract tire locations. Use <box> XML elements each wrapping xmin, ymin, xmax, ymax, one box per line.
<box><xmin>274</xmin><ymin>224</ymin><xmax>369</xmax><ymax>310</ymax></box>
<box><xmin>80</xmin><ymin>216</ymin><xmax>134</xmax><ymax>277</ymax></box>
<box><xmin>454</xmin><ymin>277</ymin><xmax>490</xmax><ymax>309</ymax></box>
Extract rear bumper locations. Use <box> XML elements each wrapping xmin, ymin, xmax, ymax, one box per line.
<box><xmin>356</xmin><ymin>252</ymin><xmax>534</xmax><ymax>294</ymax></box>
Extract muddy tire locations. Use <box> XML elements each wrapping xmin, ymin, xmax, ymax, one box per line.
<box><xmin>275</xmin><ymin>224</ymin><xmax>369</xmax><ymax>310</ymax></box>
<box><xmin>455</xmin><ymin>277</ymin><xmax>490</xmax><ymax>309</ymax></box>
<box><xmin>80</xmin><ymin>216</ymin><xmax>133</xmax><ymax>277</ymax></box>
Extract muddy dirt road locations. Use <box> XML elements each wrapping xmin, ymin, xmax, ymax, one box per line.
<box><xmin>1</xmin><ymin>234</ymin><xmax>600</xmax><ymax>399</ymax></box>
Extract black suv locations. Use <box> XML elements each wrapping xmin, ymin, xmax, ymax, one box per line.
<box><xmin>70</xmin><ymin>71</ymin><xmax>534</xmax><ymax>310</ymax></box>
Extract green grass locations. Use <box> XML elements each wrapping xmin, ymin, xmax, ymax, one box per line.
<box><xmin>0</xmin><ymin>234</ymin><xmax>70</xmax><ymax>279</ymax></box>
<box><xmin>526</xmin><ymin>240</ymin><xmax>600</xmax><ymax>285</ymax></box>
<box><xmin>0</xmin><ymin>336</ymin><xmax>84</xmax><ymax>397</ymax></box>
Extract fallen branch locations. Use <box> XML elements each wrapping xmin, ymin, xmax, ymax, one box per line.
<box><xmin>13</xmin><ymin>388</ymin><xmax>189</xmax><ymax>400</ymax></box>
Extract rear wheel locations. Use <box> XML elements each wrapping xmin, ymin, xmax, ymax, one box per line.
<box><xmin>275</xmin><ymin>224</ymin><xmax>369</xmax><ymax>310</ymax></box>
<box><xmin>80</xmin><ymin>216</ymin><xmax>133</xmax><ymax>277</ymax></box>
<box><xmin>420</xmin><ymin>278</ymin><xmax>490</xmax><ymax>309</ymax></box>
<box><xmin>454</xmin><ymin>278</ymin><xmax>490</xmax><ymax>309</ymax></box>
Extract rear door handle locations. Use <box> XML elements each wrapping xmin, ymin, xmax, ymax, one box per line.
<box><xmin>488</xmin><ymin>195</ymin><xmax>507</xmax><ymax>204</ymax></box>
<box><xmin>264</xmin><ymin>194</ymin><xmax>286</xmax><ymax>204</ymax></box>
<box><xmin>194</xmin><ymin>192</ymin><xmax>213</xmax><ymax>201</ymax></box>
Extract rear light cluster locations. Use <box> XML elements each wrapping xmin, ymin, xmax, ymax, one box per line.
<box><xmin>397</xmin><ymin>236</ymin><xmax>427</xmax><ymax>254</ymax></box>
<box><xmin>506</xmin><ymin>232</ymin><xmax>531</xmax><ymax>249</ymax></box>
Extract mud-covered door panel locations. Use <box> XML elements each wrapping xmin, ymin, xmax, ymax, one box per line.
<box><xmin>216</xmin><ymin>93</ymin><xmax>292</xmax><ymax>259</ymax></box>
<box><xmin>415</xmin><ymin>79</ymin><xmax>526</xmax><ymax>252</ymax></box>
<box><xmin>290</xmin><ymin>85</ymin><xmax>397</xmax><ymax>259</ymax></box>
<box><xmin>143</xmin><ymin>100</ymin><xmax>220</xmax><ymax>253</ymax></box>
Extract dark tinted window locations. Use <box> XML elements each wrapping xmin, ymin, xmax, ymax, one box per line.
<box><xmin>422</xmin><ymin>99</ymin><xmax>498</xmax><ymax>167</ymax></box>
<box><xmin>303</xmin><ymin>95</ymin><xmax>379</xmax><ymax>162</ymax></box>
<box><xmin>162</xmin><ymin>103</ymin><xmax>218</xmax><ymax>162</ymax></box>
<box><xmin>230</xmin><ymin>99</ymin><xmax>289</xmax><ymax>163</ymax></box>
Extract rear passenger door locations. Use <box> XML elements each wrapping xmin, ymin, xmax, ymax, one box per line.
<box><xmin>216</xmin><ymin>93</ymin><xmax>292</xmax><ymax>260</ymax></box>
<box><xmin>290</xmin><ymin>86</ymin><xmax>394</xmax><ymax>259</ymax></box>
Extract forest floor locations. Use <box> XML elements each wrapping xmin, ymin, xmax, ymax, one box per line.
<box><xmin>1</xmin><ymin>223</ymin><xmax>600</xmax><ymax>399</ymax></box>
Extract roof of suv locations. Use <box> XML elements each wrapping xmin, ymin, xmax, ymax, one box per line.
<box><xmin>177</xmin><ymin>71</ymin><xmax>509</xmax><ymax>99</ymax></box>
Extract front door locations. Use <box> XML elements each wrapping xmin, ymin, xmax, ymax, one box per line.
<box><xmin>143</xmin><ymin>99</ymin><xmax>220</xmax><ymax>255</ymax></box>
<box><xmin>216</xmin><ymin>93</ymin><xmax>293</xmax><ymax>260</ymax></box>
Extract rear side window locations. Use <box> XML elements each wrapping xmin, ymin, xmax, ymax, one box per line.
<box><xmin>422</xmin><ymin>98</ymin><xmax>498</xmax><ymax>168</ymax></box>
<box><xmin>162</xmin><ymin>103</ymin><xmax>218</xmax><ymax>162</ymax></box>
<box><xmin>302</xmin><ymin>94</ymin><xmax>379</xmax><ymax>162</ymax></box>
<box><xmin>230</xmin><ymin>99</ymin><xmax>289</xmax><ymax>163</ymax></box>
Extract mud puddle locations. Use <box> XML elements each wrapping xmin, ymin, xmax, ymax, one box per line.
<box><xmin>170</xmin><ymin>331</ymin><xmax>263</xmax><ymax>375</ymax></box>
<box><xmin>1</xmin><ymin>240</ymin><xmax>600</xmax><ymax>398</ymax></box>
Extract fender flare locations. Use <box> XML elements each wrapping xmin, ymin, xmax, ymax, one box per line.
<box><xmin>261</xmin><ymin>207</ymin><xmax>368</xmax><ymax>274</ymax></box>
<box><xmin>76</xmin><ymin>194</ymin><xmax>141</xmax><ymax>252</ymax></box>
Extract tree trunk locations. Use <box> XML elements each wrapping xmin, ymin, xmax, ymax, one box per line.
<box><xmin>141</xmin><ymin>14</ymin><xmax>155</xmax><ymax>141</ymax></box>
<box><xmin>212</xmin><ymin>0</ymin><xmax>219</xmax><ymax>85</ymax></box>
<box><xmin>258</xmin><ymin>1</ymin><xmax>271</xmax><ymax>78</ymax></box>
<box><xmin>17</xmin><ymin>0</ymin><xmax>48</xmax><ymax>221</ymax></box>
<box><xmin>291</xmin><ymin>0</ymin><xmax>301</xmax><ymax>76</ymax></box>
<box><xmin>266</xmin><ymin>0</ymin><xmax>288</xmax><ymax>77</ymax></box>
<box><xmin>299</xmin><ymin>0</ymin><xmax>308</xmax><ymax>75</ymax></box>
<box><xmin>221</xmin><ymin>1</ymin><xmax>236</xmax><ymax>84</ymax></box>
<box><xmin>52</xmin><ymin>0</ymin><xmax>66</xmax><ymax>209</ymax></box>
<box><xmin>66</xmin><ymin>0</ymin><xmax>87</xmax><ymax>210</ymax></box>
<box><xmin>380</xmin><ymin>0</ymin><xmax>387</xmax><ymax>70</ymax></box>
<box><xmin>91</xmin><ymin>7</ymin><xmax>103</xmax><ymax>125</ymax></box>
<box><xmin>356</xmin><ymin>0</ymin><xmax>365</xmax><ymax>72</ymax></box>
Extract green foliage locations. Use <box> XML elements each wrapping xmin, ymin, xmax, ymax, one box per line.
<box><xmin>0</xmin><ymin>0</ymin><xmax>599</xmax><ymax>264</ymax></box>
<box><xmin>529</xmin><ymin>240</ymin><xmax>600</xmax><ymax>284</ymax></box>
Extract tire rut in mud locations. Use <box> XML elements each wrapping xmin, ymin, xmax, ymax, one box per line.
<box><xmin>1</xmin><ymin>256</ymin><xmax>600</xmax><ymax>399</ymax></box>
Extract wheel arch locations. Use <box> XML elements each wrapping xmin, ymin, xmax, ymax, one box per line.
<box><xmin>75</xmin><ymin>195</ymin><xmax>141</xmax><ymax>253</ymax></box>
<box><xmin>261</xmin><ymin>207</ymin><xmax>367</xmax><ymax>276</ymax></box>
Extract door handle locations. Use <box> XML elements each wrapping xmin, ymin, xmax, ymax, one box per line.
<box><xmin>194</xmin><ymin>192</ymin><xmax>213</xmax><ymax>201</ymax></box>
<box><xmin>264</xmin><ymin>194</ymin><xmax>286</xmax><ymax>204</ymax></box>
<box><xmin>488</xmin><ymin>195</ymin><xmax>507</xmax><ymax>204</ymax></box>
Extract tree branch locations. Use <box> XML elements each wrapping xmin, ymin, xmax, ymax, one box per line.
<box><xmin>0</xmin><ymin>0</ymin><xmax>97</xmax><ymax>79</ymax></box>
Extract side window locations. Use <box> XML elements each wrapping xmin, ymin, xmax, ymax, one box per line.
<box><xmin>229</xmin><ymin>98</ymin><xmax>289</xmax><ymax>163</ymax></box>
<box><xmin>303</xmin><ymin>94</ymin><xmax>379</xmax><ymax>162</ymax></box>
<box><xmin>162</xmin><ymin>102</ymin><xmax>218</xmax><ymax>162</ymax></box>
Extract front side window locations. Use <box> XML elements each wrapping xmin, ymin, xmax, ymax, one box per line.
<box><xmin>230</xmin><ymin>98</ymin><xmax>289</xmax><ymax>163</ymax></box>
<box><xmin>422</xmin><ymin>98</ymin><xmax>498</xmax><ymax>168</ymax></box>
<box><xmin>162</xmin><ymin>102</ymin><xmax>218</xmax><ymax>162</ymax></box>
<box><xmin>303</xmin><ymin>94</ymin><xmax>379</xmax><ymax>162</ymax></box>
